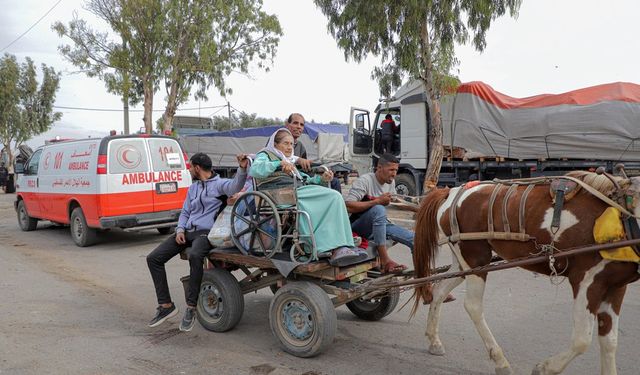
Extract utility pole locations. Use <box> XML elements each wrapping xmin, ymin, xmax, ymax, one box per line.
<box><xmin>227</xmin><ymin>101</ymin><xmax>232</xmax><ymax>128</ymax></box>
<box><xmin>122</xmin><ymin>37</ymin><xmax>130</xmax><ymax>135</ymax></box>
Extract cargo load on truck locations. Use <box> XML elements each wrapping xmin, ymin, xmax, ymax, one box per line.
<box><xmin>440</xmin><ymin>81</ymin><xmax>640</xmax><ymax>161</ymax></box>
<box><xmin>182</xmin><ymin>123</ymin><xmax>350</xmax><ymax>169</ymax></box>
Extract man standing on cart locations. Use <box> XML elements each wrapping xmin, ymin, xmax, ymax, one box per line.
<box><xmin>146</xmin><ymin>152</ymin><xmax>249</xmax><ymax>331</ymax></box>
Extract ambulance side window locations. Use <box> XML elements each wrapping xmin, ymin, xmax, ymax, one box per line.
<box><xmin>107</xmin><ymin>139</ymin><xmax>149</xmax><ymax>174</ymax></box>
<box><xmin>26</xmin><ymin>150</ymin><xmax>42</xmax><ymax>175</ymax></box>
<box><xmin>148</xmin><ymin>139</ymin><xmax>184</xmax><ymax>171</ymax></box>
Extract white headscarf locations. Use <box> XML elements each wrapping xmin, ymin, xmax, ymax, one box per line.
<box><xmin>260</xmin><ymin>128</ymin><xmax>299</xmax><ymax>164</ymax></box>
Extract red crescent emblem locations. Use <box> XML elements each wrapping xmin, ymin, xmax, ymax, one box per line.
<box><xmin>116</xmin><ymin>145</ymin><xmax>141</xmax><ymax>169</ymax></box>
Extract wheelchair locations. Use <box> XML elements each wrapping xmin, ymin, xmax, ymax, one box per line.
<box><xmin>229</xmin><ymin>164</ymin><xmax>331</xmax><ymax>264</ymax></box>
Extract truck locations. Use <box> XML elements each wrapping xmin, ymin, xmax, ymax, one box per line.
<box><xmin>348</xmin><ymin>80</ymin><xmax>640</xmax><ymax>196</ymax></box>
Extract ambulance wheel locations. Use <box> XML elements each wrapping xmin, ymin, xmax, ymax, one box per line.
<box><xmin>17</xmin><ymin>200</ymin><xmax>38</xmax><ymax>231</ymax></box>
<box><xmin>70</xmin><ymin>207</ymin><xmax>97</xmax><ymax>247</ymax></box>
<box><xmin>269</xmin><ymin>281</ymin><xmax>336</xmax><ymax>358</ymax></box>
<box><xmin>157</xmin><ymin>227</ymin><xmax>174</xmax><ymax>235</ymax></box>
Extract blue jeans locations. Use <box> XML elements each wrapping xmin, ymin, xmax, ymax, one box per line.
<box><xmin>350</xmin><ymin>205</ymin><xmax>414</xmax><ymax>250</ymax></box>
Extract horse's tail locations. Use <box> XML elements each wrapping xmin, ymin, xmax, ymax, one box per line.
<box><xmin>411</xmin><ymin>187</ymin><xmax>450</xmax><ymax>317</ymax></box>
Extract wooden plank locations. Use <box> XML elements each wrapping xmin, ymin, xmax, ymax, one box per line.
<box><xmin>207</xmin><ymin>248</ymin><xmax>333</xmax><ymax>274</ymax></box>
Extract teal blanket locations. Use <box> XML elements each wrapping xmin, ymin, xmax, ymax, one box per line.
<box><xmin>296</xmin><ymin>185</ymin><xmax>354</xmax><ymax>253</ymax></box>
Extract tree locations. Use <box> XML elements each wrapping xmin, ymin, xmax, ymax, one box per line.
<box><xmin>315</xmin><ymin>0</ymin><xmax>522</xmax><ymax>193</ymax></box>
<box><xmin>53</xmin><ymin>0</ymin><xmax>282</xmax><ymax>134</ymax></box>
<box><xmin>0</xmin><ymin>54</ymin><xmax>61</xmax><ymax>173</ymax></box>
<box><xmin>161</xmin><ymin>0</ymin><xmax>282</xmax><ymax>132</ymax></box>
<box><xmin>54</xmin><ymin>0</ymin><xmax>171</xmax><ymax>134</ymax></box>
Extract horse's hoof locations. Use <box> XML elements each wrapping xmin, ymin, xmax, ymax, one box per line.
<box><xmin>495</xmin><ymin>367</ymin><xmax>513</xmax><ymax>375</ymax></box>
<box><xmin>428</xmin><ymin>343</ymin><xmax>446</xmax><ymax>356</ymax></box>
<box><xmin>531</xmin><ymin>364</ymin><xmax>546</xmax><ymax>375</ymax></box>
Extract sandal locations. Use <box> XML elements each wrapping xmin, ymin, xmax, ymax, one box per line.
<box><xmin>379</xmin><ymin>260</ymin><xmax>408</xmax><ymax>274</ymax></box>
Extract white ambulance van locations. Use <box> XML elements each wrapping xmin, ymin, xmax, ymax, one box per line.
<box><xmin>14</xmin><ymin>134</ymin><xmax>192</xmax><ymax>246</ymax></box>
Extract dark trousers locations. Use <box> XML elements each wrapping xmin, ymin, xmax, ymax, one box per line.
<box><xmin>382</xmin><ymin>136</ymin><xmax>393</xmax><ymax>154</ymax></box>
<box><xmin>146</xmin><ymin>230</ymin><xmax>211</xmax><ymax>307</ymax></box>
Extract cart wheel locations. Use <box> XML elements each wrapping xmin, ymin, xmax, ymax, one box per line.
<box><xmin>346</xmin><ymin>288</ymin><xmax>400</xmax><ymax>321</ymax></box>
<box><xmin>196</xmin><ymin>268</ymin><xmax>244</xmax><ymax>332</ymax></box>
<box><xmin>17</xmin><ymin>200</ymin><xmax>38</xmax><ymax>231</ymax></box>
<box><xmin>269</xmin><ymin>281</ymin><xmax>336</xmax><ymax>358</ymax></box>
<box><xmin>230</xmin><ymin>191</ymin><xmax>282</xmax><ymax>257</ymax></box>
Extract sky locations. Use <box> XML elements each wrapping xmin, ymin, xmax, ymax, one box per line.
<box><xmin>1</xmin><ymin>0</ymin><xmax>640</xmax><ymax>148</ymax></box>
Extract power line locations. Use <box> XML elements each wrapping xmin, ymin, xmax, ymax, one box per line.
<box><xmin>1</xmin><ymin>0</ymin><xmax>64</xmax><ymax>53</ymax></box>
<box><xmin>53</xmin><ymin>104</ymin><xmax>228</xmax><ymax>113</ymax></box>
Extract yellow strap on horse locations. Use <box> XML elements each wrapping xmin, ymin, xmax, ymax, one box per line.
<box><xmin>594</xmin><ymin>207</ymin><xmax>640</xmax><ymax>263</ymax></box>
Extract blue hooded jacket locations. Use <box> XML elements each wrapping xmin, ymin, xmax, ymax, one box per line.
<box><xmin>176</xmin><ymin>167</ymin><xmax>247</xmax><ymax>233</ymax></box>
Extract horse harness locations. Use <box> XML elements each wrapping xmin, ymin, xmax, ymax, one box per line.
<box><xmin>440</xmin><ymin>176</ymin><xmax>640</xmax><ymax>262</ymax></box>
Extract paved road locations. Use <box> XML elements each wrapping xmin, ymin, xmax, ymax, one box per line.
<box><xmin>1</xmin><ymin>192</ymin><xmax>639</xmax><ymax>375</ymax></box>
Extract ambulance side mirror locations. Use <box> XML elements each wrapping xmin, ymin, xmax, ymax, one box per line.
<box><xmin>14</xmin><ymin>163</ymin><xmax>24</xmax><ymax>174</ymax></box>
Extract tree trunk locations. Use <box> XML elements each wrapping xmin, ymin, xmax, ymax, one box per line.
<box><xmin>163</xmin><ymin>80</ymin><xmax>180</xmax><ymax>133</ymax></box>
<box><xmin>419</xmin><ymin>17</ymin><xmax>443</xmax><ymax>195</ymax></box>
<box><xmin>423</xmin><ymin>100</ymin><xmax>443</xmax><ymax>193</ymax></box>
<box><xmin>6</xmin><ymin>147</ymin><xmax>14</xmax><ymax>174</ymax></box>
<box><xmin>142</xmin><ymin>76</ymin><xmax>154</xmax><ymax>134</ymax></box>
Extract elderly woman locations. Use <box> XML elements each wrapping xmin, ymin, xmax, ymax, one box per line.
<box><xmin>249</xmin><ymin>128</ymin><xmax>363</xmax><ymax>264</ymax></box>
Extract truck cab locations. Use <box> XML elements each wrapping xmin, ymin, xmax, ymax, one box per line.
<box><xmin>349</xmin><ymin>80</ymin><xmax>432</xmax><ymax>196</ymax></box>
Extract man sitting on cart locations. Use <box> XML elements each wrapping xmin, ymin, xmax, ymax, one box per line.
<box><xmin>249</xmin><ymin>128</ymin><xmax>366</xmax><ymax>265</ymax></box>
<box><xmin>146</xmin><ymin>152</ymin><xmax>249</xmax><ymax>332</ymax></box>
<box><xmin>345</xmin><ymin>153</ymin><xmax>455</xmax><ymax>302</ymax></box>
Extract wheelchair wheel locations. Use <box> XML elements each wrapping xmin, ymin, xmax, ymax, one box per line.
<box><xmin>230</xmin><ymin>191</ymin><xmax>282</xmax><ymax>257</ymax></box>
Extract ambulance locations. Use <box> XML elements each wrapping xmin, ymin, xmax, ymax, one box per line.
<box><xmin>14</xmin><ymin>134</ymin><xmax>192</xmax><ymax>246</ymax></box>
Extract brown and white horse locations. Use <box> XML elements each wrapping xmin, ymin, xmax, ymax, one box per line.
<box><xmin>412</xmin><ymin>172</ymin><xmax>640</xmax><ymax>375</ymax></box>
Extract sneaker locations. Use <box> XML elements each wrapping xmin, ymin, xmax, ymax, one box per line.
<box><xmin>148</xmin><ymin>304</ymin><xmax>178</xmax><ymax>328</ymax></box>
<box><xmin>179</xmin><ymin>307</ymin><xmax>197</xmax><ymax>332</ymax></box>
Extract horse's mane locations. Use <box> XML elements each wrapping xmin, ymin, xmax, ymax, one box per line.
<box><xmin>565</xmin><ymin>170</ymin><xmax>626</xmax><ymax>196</ymax></box>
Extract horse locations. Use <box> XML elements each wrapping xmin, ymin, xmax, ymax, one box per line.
<box><xmin>412</xmin><ymin>171</ymin><xmax>640</xmax><ymax>375</ymax></box>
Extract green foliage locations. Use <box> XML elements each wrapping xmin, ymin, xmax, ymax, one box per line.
<box><xmin>314</xmin><ymin>0</ymin><xmax>521</xmax><ymax>97</ymax></box>
<box><xmin>0</xmin><ymin>54</ymin><xmax>61</xmax><ymax>170</ymax></box>
<box><xmin>212</xmin><ymin>113</ymin><xmax>284</xmax><ymax>131</ymax></box>
<box><xmin>53</xmin><ymin>0</ymin><xmax>282</xmax><ymax>133</ymax></box>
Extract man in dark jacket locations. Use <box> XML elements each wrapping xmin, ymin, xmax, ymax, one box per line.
<box><xmin>380</xmin><ymin>114</ymin><xmax>397</xmax><ymax>154</ymax></box>
<box><xmin>146</xmin><ymin>152</ymin><xmax>248</xmax><ymax>332</ymax></box>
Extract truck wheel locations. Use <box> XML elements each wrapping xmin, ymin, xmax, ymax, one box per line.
<box><xmin>346</xmin><ymin>288</ymin><xmax>400</xmax><ymax>321</ymax></box>
<box><xmin>395</xmin><ymin>173</ymin><xmax>417</xmax><ymax>197</ymax></box>
<box><xmin>70</xmin><ymin>207</ymin><xmax>97</xmax><ymax>247</ymax></box>
<box><xmin>269</xmin><ymin>281</ymin><xmax>336</xmax><ymax>358</ymax></box>
<box><xmin>17</xmin><ymin>200</ymin><xmax>38</xmax><ymax>231</ymax></box>
<box><xmin>196</xmin><ymin>268</ymin><xmax>244</xmax><ymax>332</ymax></box>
